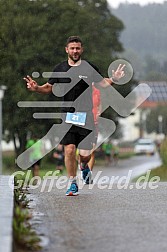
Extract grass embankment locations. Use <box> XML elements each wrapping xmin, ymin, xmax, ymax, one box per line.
<box><xmin>5</xmin><ymin>149</ymin><xmax>167</xmax><ymax>182</ymax></box>
<box><xmin>118</xmin><ymin>151</ymin><xmax>134</xmax><ymax>159</ymax></box>
<box><xmin>148</xmin><ymin>165</ymin><xmax>167</xmax><ymax>181</ymax></box>
<box><xmin>2</xmin><ymin>150</ymin><xmax>67</xmax><ymax>177</ymax></box>
<box><xmin>13</xmin><ymin>177</ymin><xmax>41</xmax><ymax>251</ymax></box>
<box><xmin>3</xmin><ymin>150</ymin><xmax>134</xmax><ymax>176</ymax></box>
<box><xmin>133</xmin><ymin>165</ymin><xmax>167</xmax><ymax>182</ymax></box>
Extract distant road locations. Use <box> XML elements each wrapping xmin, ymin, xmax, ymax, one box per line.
<box><xmin>91</xmin><ymin>152</ymin><xmax>162</xmax><ymax>182</ymax></box>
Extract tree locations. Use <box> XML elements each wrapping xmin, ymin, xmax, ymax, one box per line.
<box><xmin>112</xmin><ymin>2</ymin><xmax>167</xmax><ymax>80</ymax></box>
<box><xmin>0</xmin><ymin>0</ymin><xmax>125</xmax><ymax>156</ymax></box>
<box><xmin>144</xmin><ymin>56</ymin><xmax>167</xmax><ymax>81</ymax></box>
<box><xmin>146</xmin><ymin>106</ymin><xmax>167</xmax><ymax>135</ymax></box>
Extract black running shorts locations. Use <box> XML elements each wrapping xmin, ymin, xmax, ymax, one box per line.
<box><xmin>60</xmin><ymin>125</ymin><xmax>94</xmax><ymax>150</ymax></box>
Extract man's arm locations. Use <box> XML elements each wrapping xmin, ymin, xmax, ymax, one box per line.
<box><xmin>97</xmin><ymin>63</ymin><xmax>125</xmax><ymax>87</ymax></box>
<box><xmin>23</xmin><ymin>75</ymin><xmax>52</xmax><ymax>94</ymax></box>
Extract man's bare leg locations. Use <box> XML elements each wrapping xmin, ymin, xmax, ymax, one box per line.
<box><xmin>33</xmin><ymin>164</ymin><xmax>39</xmax><ymax>177</ymax></box>
<box><xmin>64</xmin><ymin>144</ymin><xmax>77</xmax><ymax>178</ymax></box>
<box><xmin>87</xmin><ymin>143</ymin><xmax>96</xmax><ymax>171</ymax></box>
<box><xmin>64</xmin><ymin>144</ymin><xmax>80</xmax><ymax>196</ymax></box>
<box><xmin>79</xmin><ymin>149</ymin><xmax>91</xmax><ymax>168</ymax></box>
<box><xmin>88</xmin><ymin>151</ymin><xmax>95</xmax><ymax>171</ymax></box>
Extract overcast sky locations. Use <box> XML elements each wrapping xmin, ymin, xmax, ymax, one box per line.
<box><xmin>107</xmin><ymin>0</ymin><xmax>165</xmax><ymax>8</ymax></box>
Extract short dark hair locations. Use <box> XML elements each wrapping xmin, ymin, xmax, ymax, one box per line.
<box><xmin>66</xmin><ymin>36</ymin><xmax>83</xmax><ymax>46</ymax></box>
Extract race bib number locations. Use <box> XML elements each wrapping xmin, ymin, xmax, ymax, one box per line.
<box><xmin>65</xmin><ymin>112</ymin><xmax>87</xmax><ymax>126</ymax></box>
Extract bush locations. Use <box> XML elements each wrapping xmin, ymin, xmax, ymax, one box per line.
<box><xmin>13</xmin><ymin>176</ymin><xmax>41</xmax><ymax>251</ymax></box>
<box><xmin>160</xmin><ymin>137</ymin><xmax>167</xmax><ymax>166</ymax></box>
<box><xmin>3</xmin><ymin>155</ymin><xmax>15</xmax><ymax>168</ymax></box>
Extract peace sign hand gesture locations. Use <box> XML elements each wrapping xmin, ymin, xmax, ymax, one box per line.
<box><xmin>111</xmin><ymin>64</ymin><xmax>125</xmax><ymax>83</ymax></box>
<box><xmin>23</xmin><ymin>75</ymin><xmax>38</xmax><ymax>91</ymax></box>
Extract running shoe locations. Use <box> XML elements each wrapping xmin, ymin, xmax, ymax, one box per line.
<box><xmin>66</xmin><ymin>182</ymin><xmax>79</xmax><ymax>196</ymax></box>
<box><xmin>82</xmin><ymin>167</ymin><xmax>92</xmax><ymax>184</ymax></box>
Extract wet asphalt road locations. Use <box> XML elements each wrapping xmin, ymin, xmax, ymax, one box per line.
<box><xmin>28</xmin><ymin>154</ymin><xmax>167</xmax><ymax>252</ymax></box>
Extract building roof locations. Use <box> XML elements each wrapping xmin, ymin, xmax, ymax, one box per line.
<box><xmin>136</xmin><ymin>81</ymin><xmax>167</xmax><ymax>108</ymax></box>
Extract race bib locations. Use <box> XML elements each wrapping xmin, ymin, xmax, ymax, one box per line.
<box><xmin>65</xmin><ymin>112</ymin><xmax>87</xmax><ymax>126</ymax></box>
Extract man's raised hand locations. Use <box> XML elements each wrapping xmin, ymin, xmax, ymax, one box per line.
<box><xmin>23</xmin><ymin>75</ymin><xmax>38</xmax><ymax>91</ymax></box>
<box><xmin>112</xmin><ymin>64</ymin><xmax>125</xmax><ymax>82</ymax></box>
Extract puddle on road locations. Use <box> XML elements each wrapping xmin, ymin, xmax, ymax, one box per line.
<box><xmin>27</xmin><ymin>193</ymin><xmax>50</xmax><ymax>250</ymax></box>
<box><xmin>38</xmin><ymin>235</ymin><xmax>50</xmax><ymax>248</ymax></box>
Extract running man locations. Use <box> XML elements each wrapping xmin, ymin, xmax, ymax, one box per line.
<box><xmin>24</xmin><ymin>36</ymin><xmax>125</xmax><ymax>196</ymax></box>
<box><xmin>86</xmin><ymin>83</ymin><xmax>101</xmax><ymax>182</ymax></box>
<box><xmin>102</xmin><ymin>140</ymin><xmax>113</xmax><ymax>166</ymax></box>
<box><xmin>26</xmin><ymin>136</ymin><xmax>43</xmax><ymax>178</ymax></box>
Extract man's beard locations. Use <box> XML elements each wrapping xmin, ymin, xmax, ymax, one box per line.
<box><xmin>69</xmin><ymin>54</ymin><xmax>81</xmax><ymax>63</ymax></box>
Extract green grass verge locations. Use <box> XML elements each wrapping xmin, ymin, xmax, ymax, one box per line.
<box><xmin>119</xmin><ymin>152</ymin><xmax>135</xmax><ymax>159</ymax></box>
<box><xmin>3</xmin><ymin>151</ymin><xmax>134</xmax><ymax>176</ymax></box>
<box><xmin>132</xmin><ymin>165</ymin><xmax>167</xmax><ymax>182</ymax></box>
<box><xmin>13</xmin><ymin>177</ymin><xmax>41</xmax><ymax>251</ymax></box>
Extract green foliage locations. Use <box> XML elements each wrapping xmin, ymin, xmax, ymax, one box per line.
<box><xmin>133</xmin><ymin>165</ymin><xmax>167</xmax><ymax>182</ymax></box>
<box><xmin>160</xmin><ymin>138</ymin><xmax>167</xmax><ymax>166</ymax></box>
<box><xmin>13</xmin><ymin>176</ymin><xmax>41</xmax><ymax>250</ymax></box>
<box><xmin>0</xmin><ymin>0</ymin><xmax>125</xmax><ymax>156</ymax></box>
<box><xmin>119</xmin><ymin>151</ymin><xmax>134</xmax><ymax>159</ymax></box>
<box><xmin>14</xmin><ymin>189</ymin><xmax>30</xmax><ymax>208</ymax></box>
<box><xmin>3</xmin><ymin>155</ymin><xmax>15</xmax><ymax>170</ymax></box>
<box><xmin>13</xmin><ymin>207</ymin><xmax>41</xmax><ymax>250</ymax></box>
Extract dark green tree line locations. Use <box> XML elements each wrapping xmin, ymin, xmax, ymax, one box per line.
<box><xmin>0</xmin><ymin>0</ymin><xmax>125</xmax><ymax>156</ymax></box>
